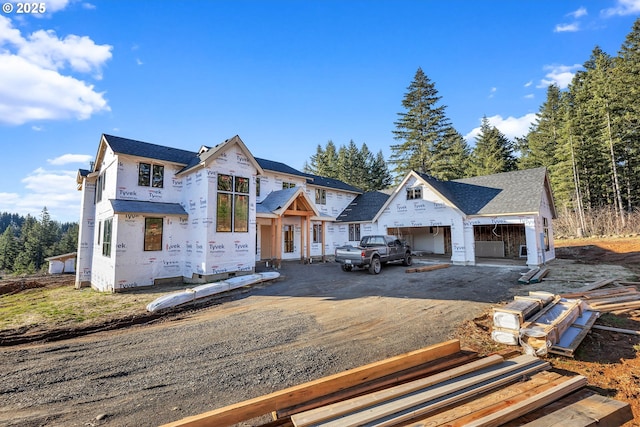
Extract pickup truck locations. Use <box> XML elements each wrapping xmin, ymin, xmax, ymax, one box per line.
<box><xmin>334</xmin><ymin>235</ymin><xmax>412</xmax><ymax>274</ymax></box>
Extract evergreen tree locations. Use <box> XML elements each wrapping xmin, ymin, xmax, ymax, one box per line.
<box><xmin>469</xmin><ymin>117</ymin><xmax>516</xmax><ymax>176</ymax></box>
<box><xmin>429</xmin><ymin>127</ymin><xmax>471</xmax><ymax>180</ymax></box>
<box><xmin>0</xmin><ymin>226</ymin><xmax>19</xmax><ymax>272</ymax></box>
<box><xmin>365</xmin><ymin>150</ymin><xmax>393</xmax><ymax>191</ymax></box>
<box><xmin>390</xmin><ymin>67</ymin><xmax>456</xmax><ymax>179</ymax></box>
<box><xmin>520</xmin><ymin>84</ymin><xmax>564</xmax><ymax>170</ymax></box>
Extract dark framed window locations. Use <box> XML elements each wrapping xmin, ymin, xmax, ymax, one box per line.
<box><xmin>543</xmin><ymin>217</ymin><xmax>550</xmax><ymax>251</ymax></box>
<box><xmin>95</xmin><ymin>172</ymin><xmax>105</xmax><ymax>203</ymax></box>
<box><xmin>284</xmin><ymin>225</ymin><xmax>294</xmax><ymax>253</ymax></box>
<box><xmin>102</xmin><ymin>218</ymin><xmax>112</xmax><ymax>257</ymax></box>
<box><xmin>348</xmin><ymin>223</ymin><xmax>361</xmax><ymax>241</ymax></box>
<box><xmin>313</xmin><ymin>223</ymin><xmax>322</xmax><ymax>243</ymax></box>
<box><xmin>217</xmin><ymin>174</ymin><xmax>249</xmax><ymax>232</ymax></box>
<box><xmin>144</xmin><ymin>218</ymin><xmax>163</xmax><ymax>251</ymax></box>
<box><xmin>139</xmin><ymin>163</ymin><xmax>164</xmax><ymax>188</ymax></box>
<box><xmin>283</xmin><ymin>182</ymin><xmax>295</xmax><ymax>189</ymax></box>
<box><xmin>256</xmin><ymin>177</ymin><xmax>261</xmax><ymax>197</ymax></box>
<box><xmin>315</xmin><ymin>189</ymin><xmax>326</xmax><ymax>205</ymax></box>
<box><xmin>406</xmin><ymin>186</ymin><xmax>422</xmax><ymax>200</ymax></box>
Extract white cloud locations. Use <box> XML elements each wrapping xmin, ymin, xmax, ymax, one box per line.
<box><xmin>136</xmin><ymin>58</ymin><xmax>143</xmax><ymax>65</ymax></box>
<box><xmin>524</xmin><ymin>94</ymin><xmax>535</xmax><ymax>99</ymax></box>
<box><xmin>464</xmin><ymin>113</ymin><xmax>537</xmax><ymax>142</ymax></box>
<box><xmin>554</xmin><ymin>23</ymin><xmax>580</xmax><ymax>32</ymax></box>
<box><xmin>524</xmin><ymin>80</ymin><xmax>533</xmax><ymax>88</ymax></box>
<box><xmin>538</xmin><ymin>64</ymin><xmax>582</xmax><ymax>89</ymax></box>
<box><xmin>47</xmin><ymin>154</ymin><xmax>93</xmax><ymax>165</ymax></box>
<box><xmin>0</xmin><ymin>168</ymin><xmax>81</xmax><ymax>221</ymax></box>
<box><xmin>47</xmin><ymin>0</ymin><xmax>72</xmax><ymax>13</ymax></box>
<box><xmin>601</xmin><ymin>0</ymin><xmax>640</xmax><ymax>17</ymax></box>
<box><xmin>82</xmin><ymin>3</ymin><xmax>97</xmax><ymax>10</ymax></box>
<box><xmin>568</xmin><ymin>7</ymin><xmax>588</xmax><ymax>18</ymax></box>
<box><xmin>0</xmin><ymin>15</ymin><xmax>112</xmax><ymax>125</ymax></box>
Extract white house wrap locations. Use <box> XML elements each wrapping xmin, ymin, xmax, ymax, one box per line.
<box><xmin>76</xmin><ymin>134</ymin><xmax>557</xmax><ymax>292</ymax></box>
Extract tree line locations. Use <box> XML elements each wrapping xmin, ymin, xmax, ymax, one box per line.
<box><xmin>307</xmin><ymin>19</ymin><xmax>640</xmax><ymax>236</ymax></box>
<box><xmin>0</xmin><ymin>209</ymin><xmax>78</xmax><ymax>275</ymax></box>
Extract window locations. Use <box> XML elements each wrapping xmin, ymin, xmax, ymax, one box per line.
<box><xmin>313</xmin><ymin>223</ymin><xmax>322</xmax><ymax>243</ymax></box>
<box><xmin>315</xmin><ymin>188</ymin><xmax>326</xmax><ymax>205</ymax></box>
<box><xmin>543</xmin><ymin>217</ymin><xmax>550</xmax><ymax>251</ymax></box>
<box><xmin>102</xmin><ymin>218</ymin><xmax>112</xmax><ymax>257</ymax></box>
<box><xmin>406</xmin><ymin>186</ymin><xmax>422</xmax><ymax>200</ymax></box>
<box><xmin>138</xmin><ymin>163</ymin><xmax>164</xmax><ymax>188</ymax></box>
<box><xmin>95</xmin><ymin>172</ymin><xmax>105</xmax><ymax>203</ymax></box>
<box><xmin>348</xmin><ymin>224</ymin><xmax>361</xmax><ymax>242</ymax></box>
<box><xmin>284</xmin><ymin>225</ymin><xmax>294</xmax><ymax>253</ymax></box>
<box><xmin>144</xmin><ymin>218</ymin><xmax>163</xmax><ymax>251</ymax></box>
<box><xmin>283</xmin><ymin>182</ymin><xmax>295</xmax><ymax>189</ymax></box>
<box><xmin>256</xmin><ymin>177</ymin><xmax>261</xmax><ymax>197</ymax></box>
<box><xmin>217</xmin><ymin>174</ymin><xmax>249</xmax><ymax>232</ymax></box>
<box><xmin>97</xmin><ymin>221</ymin><xmax>101</xmax><ymax>245</ymax></box>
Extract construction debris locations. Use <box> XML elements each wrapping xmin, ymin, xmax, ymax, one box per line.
<box><xmin>161</xmin><ymin>340</ymin><xmax>633</xmax><ymax>427</ymax></box>
<box><xmin>493</xmin><ymin>277</ymin><xmax>640</xmax><ymax>357</ymax></box>
<box><xmin>405</xmin><ymin>263</ymin><xmax>450</xmax><ymax>273</ymax></box>
<box><xmin>518</xmin><ymin>267</ymin><xmax>549</xmax><ymax>284</ymax></box>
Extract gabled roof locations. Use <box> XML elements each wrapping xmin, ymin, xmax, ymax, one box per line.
<box><xmin>336</xmin><ymin>191</ymin><xmax>390</xmax><ymax>223</ymax></box>
<box><xmin>179</xmin><ymin>135</ymin><xmax>264</xmax><ymax>175</ymax></box>
<box><xmin>102</xmin><ymin>134</ymin><xmax>197</xmax><ymax>166</ymax></box>
<box><xmin>451</xmin><ymin>167</ymin><xmax>555</xmax><ymax>217</ymax></box>
<box><xmin>256</xmin><ymin>187</ymin><xmax>319</xmax><ymax>217</ymax></box>
<box><xmin>110</xmin><ymin>200</ymin><xmax>188</xmax><ymax>216</ymax></box>
<box><xmin>370</xmin><ymin>167</ymin><xmax>555</xmax><ymax>223</ymax></box>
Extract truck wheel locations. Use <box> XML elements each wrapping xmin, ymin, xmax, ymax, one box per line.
<box><xmin>368</xmin><ymin>257</ymin><xmax>381</xmax><ymax>274</ymax></box>
<box><xmin>403</xmin><ymin>253</ymin><xmax>413</xmax><ymax>266</ymax></box>
<box><xmin>341</xmin><ymin>264</ymin><xmax>353</xmax><ymax>272</ymax></box>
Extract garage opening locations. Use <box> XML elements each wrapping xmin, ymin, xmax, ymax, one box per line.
<box><xmin>473</xmin><ymin>224</ymin><xmax>526</xmax><ymax>259</ymax></box>
<box><xmin>387</xmin><ymin>226</ymin><xmax>452</xmax><ymax>256</ymax></box>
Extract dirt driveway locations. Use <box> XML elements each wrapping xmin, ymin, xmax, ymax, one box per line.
<box><xmin>0</xmin><ymin>260</ymin><xmax>534</xmax><ymax>427</ymax></box>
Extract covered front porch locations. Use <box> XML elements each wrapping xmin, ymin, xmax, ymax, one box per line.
<box><xmin>256</xmin><ymin>187</ymin><xmax>332</xmax><ymax>266</ymax></box>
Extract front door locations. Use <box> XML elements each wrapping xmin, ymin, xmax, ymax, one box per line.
<box><xmin>260</xmin><ymin>225</ymin><xmax>273</xmax><ymax>259</ymax></box>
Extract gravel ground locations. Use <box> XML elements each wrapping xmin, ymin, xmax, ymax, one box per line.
<box><xmin>0</xmin><ymin>260</ymin><xmax>529</xmax><ymax>427</ymax></box>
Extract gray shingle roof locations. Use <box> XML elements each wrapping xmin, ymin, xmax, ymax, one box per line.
<box><xmin>304</xmin><ymin>174</ymin><xmax>362</xmax><ymax>193</ymax></box>
<box><xmin>336</xmin><ymin>191</ymin><xmax>390</xmax><ymax>222</ymax></box>
<box><xmin>255</xmin><ymin>157</ymin><xmax>307</xmax><ymax>178</ymax></box>
<box><xmin>110</xmin><ymin>200</ymin><xmax>188</xmax><ymax>215</ymax></box>
<box><xmin>104</xmin><ymin>134</ymin><xmax>197</xmax><ymax>165</ymax></box>
<box><xmin>256</xmin><ymin>188</ymin><xmax>299</xmax><ymax>213</ymax></box>
<box><xmin>446</xmin><ymin>167</ymin><xmax>549</xmax><ymax>215</ymax></box>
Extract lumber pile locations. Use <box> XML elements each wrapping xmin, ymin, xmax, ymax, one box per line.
<box><xmin>161</xmin><ymin>340</ymin><xmax>633</xmax><ymax>427</ymax></box>
<box><xmin>405</xmin><ymin>263</ymin><xmax>450</xmax><ymax>273</ymax></box>
<box><xmin>518</xmin><ymin>267</ymin><xmax>549</xmax><ymax>284</ymax></box>
<box><xmin>492</xmin><ymin>292</ymin><xmax>599</xmax><ymax>357</ymax></box>
<box><xmin>561</xmin><ymin>283</ymin><xmax>640</xmax><ymax>314</ymax></box>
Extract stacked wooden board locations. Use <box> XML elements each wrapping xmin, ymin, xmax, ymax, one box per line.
<box><xmin>561</xmin><ymin>282</ymin><xmax>640</xmax><ymax>314</ymax></box>
<box><xmin>491</xmin><ymin>292</ymin><xmax>556</xmax><ymax>346</ymax></box>
<box><xmin>161</xmin><ymin>340</ymin><xmax>633</xmax><ymax>427</ymax></box>
<box><xmin>517</xmin><ymin>267</ymin><xmax>549</xmax><ymax>284</ymax></box>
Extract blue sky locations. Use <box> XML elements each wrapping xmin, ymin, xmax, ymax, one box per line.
<box><xmin>1</xmin><ymin>0</ymin><xmax>640</xmax><ymax>222</ymax></box>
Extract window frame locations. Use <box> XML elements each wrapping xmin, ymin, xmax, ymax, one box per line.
<box><xmin>406</xmin><ymin>186</ymin><xmax>422</xmax><ymax>200</ymax></box>
<box><xmin>144</xmin><ymin>217</ymin><xmax>163</xmax><ymax>251</ymax></box>
<box><xmin>102</xmin><ymin>218</ymin><xmax>112</xmax><ymax>257</ymax></box>
<box><xmin>217</xmin><ymin>174</ymin><xmax>250</xmax><ymax>233</ymax></box>
<box><xmin>315</xmin><ymin>188</ymin><xmax>326</xmax><ymax>205</ymax></box>
<box><xmin>138</xmin><ymin>162</ymin><xmax>164</xmax><ymax>188</ymax></box>
<box><xmin>348</xmin><ymin>223</ymin><xmax>361</xmax><ymax>242</ymax></box>
<box><xmin>312</xmin><ymin>223</ymin><xmax>322</xmax><ymax>243</ymax></box>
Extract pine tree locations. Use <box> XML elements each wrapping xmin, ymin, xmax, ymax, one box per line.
<box><xmin>469</xmin><ymin>117</ymin><xmax>516</xmax><ymax>176</ymax></box>
<box><xmin>429</xmin><ymin>127</ymin><xmax>471</xmax><ymax>180</ymax></box>
<box><xmin>0</xmin><ymin>226</ymin><xmax>19</xmax><ymax>272</ymax></box>
<box><xmin>365</xmin><ymin>150</ymin><xmax>393</xmax><ymax>191</ymax></box>
<box><xmin>390</xmin><ymin>67</ymin><xmax>455</xmax><ymax>180</ymax></box>
<box><xmin>520</xmin><ymin>84</ymin><xmax>563</xmax><ymax>170</ymax></box>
